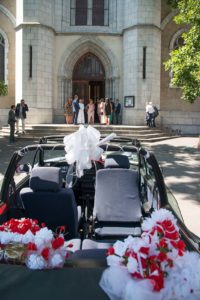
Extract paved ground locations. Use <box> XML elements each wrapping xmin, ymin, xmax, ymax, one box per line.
<box><xmin>148</xmin><ymin>137</ymin><xmax>200</xmax><ymax>236</ymax></box>
<box><xmin>0</xmin><ymin>135</ymin><xmax>199</xmax><ymax>236</ymax></box>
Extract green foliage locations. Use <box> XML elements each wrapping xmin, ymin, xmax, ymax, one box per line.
<box><xmin>0</xmin><ymin>80</ymin><xmax>8</xmax><ymax>96</ymax></box>
<box><xmin>165</xmin><ymin>0</ymin><xmax>200</xmax><ymax>103</ymax></box>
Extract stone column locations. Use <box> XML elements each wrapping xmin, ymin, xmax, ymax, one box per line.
<box><xmin>87</xmin><ymin>0</ymin><xmax>92</xmax><ymax>25</ymax></box>
<box><xmin>122</xmin><ymin>0</ymin><xmax>161</xmax><ymax>125</ymax></box>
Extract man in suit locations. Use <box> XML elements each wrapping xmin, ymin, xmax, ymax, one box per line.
<box><xmin>8</xmin><ymin>105</ymin><xmax>16</xmax><ymax>143</ymax></box>
<box><xmin>15</xmin><ymin>99</ymin><xmax>29</xmax><ymax>134</ymax></box>
<box><xmin>115</xmin><ymin>99</ymin><xmax>121</xmax><ymax>124</ymax></box>
<box><xmin>72</xmin><ymin>95</ymin><xmax>80</xmax><ymax>125</ymax></box>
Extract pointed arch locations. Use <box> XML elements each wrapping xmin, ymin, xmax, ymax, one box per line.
<box><xmin>58</xmin><ymin>36</ymin><xmax>119</xmax><ymax>79</ymax></box>
<box><xmin>0</xmin><ymin>4</ymin><xmax>16</xmax><ymax>27</ymax></box>
<box><xmin>57</xmin><ymin>36</ymin><xmax>120</xmax><ymax>108</ymax></box>
<box><xmin>161</xmin><ymin>9</ymin><xmax>178</xmax><ymax>31</ymax></box>
<box><xmin>0</xmin><ymin>28</ymin><xmax>9</xmax><ymax>84</ymax></box>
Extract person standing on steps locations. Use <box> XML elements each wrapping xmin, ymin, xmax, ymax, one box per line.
<box><xmin>145</xmin><ymin>101</ymin><xmax>155</xmax><ymax>128</ymax></box>
<box><xmin>72</xmin><ymin>95</ymin><xmax>79</xmax><ymax>125</ymax></box>
<box><xmin>64</xmin><ymin>97</ymin><xmax>73</xmax><ymax>124</ymax></box>
<box><xmin>115</xmin><ymin>99</ymin><xmax>121</xmax><ymax>125</ymax></box>
<box><xmin>8</xmin><ymin>105</ymin><xmax>16</xmax><ymax>143</ymax></box>
<box><xmin>105</xmin><ymin>98</ymin><xmax>112</xmax><ymax>125</ymax></box>
<box><xmin>15</xmin><ymin>99</ymin><xmax>29</xmax><ymax>134</ymax></box>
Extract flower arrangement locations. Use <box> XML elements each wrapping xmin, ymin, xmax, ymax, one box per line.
<box><xmin>0</xmin><ymin>218</ymin><xmax>73</xmax><ymax>269</ymax></box>
<box><xmin>100</xmin><ymin>209</ymin><xmax>200</xmax><ymax>300</ymax></box>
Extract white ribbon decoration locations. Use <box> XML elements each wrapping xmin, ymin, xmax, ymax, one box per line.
<box><xmin>63</xmin><ymin>125</ymin><xmax>116</xmax><ymax>177</ymax></box>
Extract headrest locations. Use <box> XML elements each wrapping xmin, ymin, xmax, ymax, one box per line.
<box><xmin>104</xmin><ymin>154</ymin><xmax>130</xmax><ymax>169</ymax></box>
<box><xmin>29</xmin><ymin>167</ymin><xmax>62</xmax><ymax>192</ymax></box>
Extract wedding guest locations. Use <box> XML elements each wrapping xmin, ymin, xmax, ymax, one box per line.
<box><xmin>87</xmin><ymin>99</ymin><xmax>95</xmax><ymax>124</ymax></box>
<box><xmin>110</xmin><ymin>98</ymin><xmax>115</xmax><ymax>124</ymax></box>
<box><xmin>115</xmin><ymin>99</ymin><xmax>121</xmax><ymax>124</ymax></box>
<box><xmin>73</xmin><ymin>95</ymin><xmax>80</xmax><ymax>125</ymax></box>
<box><xmin>105</xmin><ymin>98</ymin><xmax>112</xmax><ymax>125</ymax></box>
<box><xmin>8</xmin><ymin>105</ymin><xmax>16</xmax><ymax>143</ymax></box>
<box><xmin>15</xmin><ymin>99</ymin><xmax>29</xmax><ymax>134</ymax></box>
<box><xmin>64</xmin><ymin>97</ymin><xmax>73</xmax><ymax>124</ymax></box>
<box><xmin>97</xmin><ymin>99</ymin><xmax>102</xmax><ymax>123</ymax></box>
<box><xmin>99</xmin><ymin>98</ymin><xmax>106</xmax><ymax>124</ymax></box>
<box><xmin>146</xmin><ymin>101</ymin><xmax>155</xmax><ymax>127</ymax></box>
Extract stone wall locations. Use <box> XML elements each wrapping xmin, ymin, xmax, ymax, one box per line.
<box><xmin>0</xmin><ymin>0</ymin><xmax>199</xmax><ymax>133</ymax></box>
<box><xmin>160</xmin><ymin>1</ymin><xmax>200</xmax><ymax>133</ymax></box>
<box><xmin>0</xmin><ymin>1</ymin><xmax>16</xmax><ymax>125</ymax></box>
<box><xmin>122</xmin><ymin>0</ymin><xmax>161</xmax><ymax>125</ymax></box>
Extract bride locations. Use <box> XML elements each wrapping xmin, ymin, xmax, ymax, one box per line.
<box><xmin>77</xmin><ymin>98</ymin><xmax>85</xmax><ymax>124</ymax></box>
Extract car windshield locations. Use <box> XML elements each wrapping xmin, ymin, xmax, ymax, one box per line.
<box><xmin>43</xmin><ymin>149</ymin><xmax>66</xmax><ymax>163</ymax></box>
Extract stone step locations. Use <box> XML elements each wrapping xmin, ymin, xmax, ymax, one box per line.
<box><xmin>0</xmin><ymin>124</ymin><xmax>175</xmax><ymax>143</ymax></box>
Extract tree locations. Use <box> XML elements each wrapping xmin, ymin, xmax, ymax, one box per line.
<box><xmin>165</xmin><ymin>0</ymin><xmax>200</xmax><ymax>103</ymax></box>
<box><xmin>0</xmin><ymin>80</ymin><xmax>8</xmax><ymax>96</ymax></box>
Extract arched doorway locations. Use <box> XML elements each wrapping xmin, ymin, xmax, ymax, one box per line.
<box><xmin>72</xmin><ymin>52</ymin><xmax>105</xmax><ymax>103</ymax></box>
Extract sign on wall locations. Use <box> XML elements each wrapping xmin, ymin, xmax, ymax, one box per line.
<box><xmin>124</xmin><ymin>96</ymin><xmax>135</xmax><ymax>108</ymax></box>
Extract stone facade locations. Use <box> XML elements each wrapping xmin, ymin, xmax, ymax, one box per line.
<box><xmin>0</xmin><ymin>0</ymin><xmax>199</xmax><ymax>134</ymax></box>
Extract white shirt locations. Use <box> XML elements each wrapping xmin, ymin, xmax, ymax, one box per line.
<box><xmin>146</xmin><ymin>104</ymin><xmax>155</xmax><ymax>114</ymax></box>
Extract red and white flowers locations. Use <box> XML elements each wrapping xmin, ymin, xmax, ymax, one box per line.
<box><xmin>0</xmin><ymin>218</ymin><xmax>72</xmax><ymax>270</ymax></box>
<box><xmin>100</xmin><ymin>209</ymin><xmax>200</xmax><ymax>300</ymax></box>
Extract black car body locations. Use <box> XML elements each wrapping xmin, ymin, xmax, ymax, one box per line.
<box><xmin>0</xmin><ymin>135</ymin><xmax>199</xmax><ymax>300</ymax></box>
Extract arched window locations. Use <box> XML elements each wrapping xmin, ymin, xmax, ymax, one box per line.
<box><xmin>73</xmin><ymin>52</ymin><xmax>105</xmax><ymax>80</ymax></box>
<box><xmin>173</xmin><ymin>35</ymin><xmax>185</xmax><ymax>50</ymax></box>
<box><xmin>0</xmin><ymin>33</ymin><xmax>5</xmax><ymax>81</ymax></box>
<box><xmin>70</xmin><ymin>0</ymin><xmax>109</xmax><ymax>26</ymax></box>
<box><xmin>169</xmin><ymin>30</ymin><xmax>186</xmax><ymax>84</ymax></box>
<box><xmin>72</xmin><ymin>53</ymin><xmax>105</xmax><ymax>101</ymax></box>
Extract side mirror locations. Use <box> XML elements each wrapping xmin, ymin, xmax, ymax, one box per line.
<box><xmin>16</xmin><ymin>164</ymin><xmax>32</xmax><ymax>174</ymax></box>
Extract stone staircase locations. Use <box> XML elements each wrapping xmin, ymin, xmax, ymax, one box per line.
<box><xmin>0</xmin><ymin>124</ymin><xmax>175</xmax><ymax>143</ymax></box>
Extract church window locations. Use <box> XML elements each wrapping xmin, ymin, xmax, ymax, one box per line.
<box><xmin>173</xmin><ymin>35</ymin><xmax>184</xmax><ymax>50</ymax></box>
<box><xmin>169</xmin><ymin>33</ymin><xmax>185</xmax><ymax>83</ymax></box>
<box><xmin>70</xmin><ymin>0</ymin><xmax>109</xmax><ymax>26</ymax></box>
<box><xmin>0</xmin><ymin>33</ymin><xmax>5</xmax><ymax>81</ymax></box>
<box><xmin>73</xmin><ymin>52</ymin><xmax>105</xmax><ymax>80</ymax></box>
<box><xmin>75</xmin><ymin>0</ymin><xmax>87</xmax><ymax>25</ymax></box>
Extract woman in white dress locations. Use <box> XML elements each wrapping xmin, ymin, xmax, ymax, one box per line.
<box><xmin>77</xmin><ymin>99</ymin><xmax>85</xmax><ymax>124</ymax></box>
<box><xmin>99</xmin><ymin>99</ymin><xmax>106</xmax><ymax>124</ymax></box>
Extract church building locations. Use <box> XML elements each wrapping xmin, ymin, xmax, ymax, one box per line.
<box><xmin>0</xmin><ymin>0</ymin><xmax>199</xmax><ymax>134</ymax></box>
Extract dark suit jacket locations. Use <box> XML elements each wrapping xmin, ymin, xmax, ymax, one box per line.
<box><xmin>15</xmin><ymin>103</ymin><xmax>29</xmax><ymax>119</ymax></box>
<box><xmin>8</xmin><ymin>109</ymin><xmax>16</xmax><ymax>125</ymax></box>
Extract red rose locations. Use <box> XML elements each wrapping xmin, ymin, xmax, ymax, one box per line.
<box><xmin>165</xmin><ymin>230</ymin><xmax>179</xmax><ymax>240</ymax></box>
<box><xmin>162</xmin><ymin>220</ymin><xmax>176</xmax><ymax>232</ymax></box>
<box><xmin>158</xmin><ymin>238</ymin><xmax>168</xmax><ymax>249</ymax></box>
<box><xmin>41</xmin><ymin>247</ymin><xmax>50</xmax><ymax>261</ymax></box>
<box><xmin>27</xmin><ymin>242</ymin><xmax>37</xmax><ymax>251</ymax></box>
<box><xmin>107</xmin><ymin>247</ymin><xmax>115</xmax><ymax>256</ymax></box>
<box><xmin>52</xmin><ymin>237</ymin><xmax>65</xmax><ymax>250</ymax></box>
<box><xmin>59</xmin><ymin>226</ymin><xmax>65</xmax><ymax>234</ymax></box>
<box><xmin>167</xmin><ymin>258</ymin><xmax>174</xmax><ymax>268</ymax></box>
<box><xmin>149</xmin><ymin>272</ymin><xmax>164</xmax><ymax>291</ymax></box>
<box><xmin>171</xmin><ymin>240</ymin><xmax>186</xmax><ymax>256</ymax></box>
<box><xmin>157</xmin><ymin>251</ymin><xmax>167</xmax><ymax>262</ymax></box>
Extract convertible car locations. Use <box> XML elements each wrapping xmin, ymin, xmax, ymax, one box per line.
<box><xmin>0</xmin><ymin>128</ymin><xmax>199</xmax><ymax>300</ymax></box>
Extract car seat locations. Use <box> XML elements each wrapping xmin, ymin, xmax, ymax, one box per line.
<box><xmin>93</xmin><ymin>154</ymin><xmax>142</xmax><ymax>238</ymax></box>
<box><xmin>20</xmin><ymin>166</ymin><xmax>80</xmax><ymax>240</ymax></box>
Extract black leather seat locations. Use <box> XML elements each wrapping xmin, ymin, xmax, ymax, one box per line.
<box><xmin>93</xmin><ymin>154</ymin><xmax>142</xmax><ymax>238</ymax></box>
<box><xmin>20</xmin><ymin>167</ymin><xmax>79</xmax><ymax>239</ymax></box>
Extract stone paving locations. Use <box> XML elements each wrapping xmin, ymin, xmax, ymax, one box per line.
<box><xmin>0</xmin><ymin>135</ymin><xmax>199</xmax><ymax>236</ymax></box>
<box><xmin>149</xmin><ymin>137</ymin><xmax>200</xmax><ymax>236</ymax></box>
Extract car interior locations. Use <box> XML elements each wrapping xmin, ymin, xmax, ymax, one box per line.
<box><xmin>1</xmin><ymin>136</ymin><xmax>196</xmax><ymax>262</ymax></box>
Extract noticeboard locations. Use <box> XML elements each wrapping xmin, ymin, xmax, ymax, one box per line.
<box><xmin>124</xmin><ymin>96</ymin><xmax>135</xmax><ymax>108</ymax></box>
